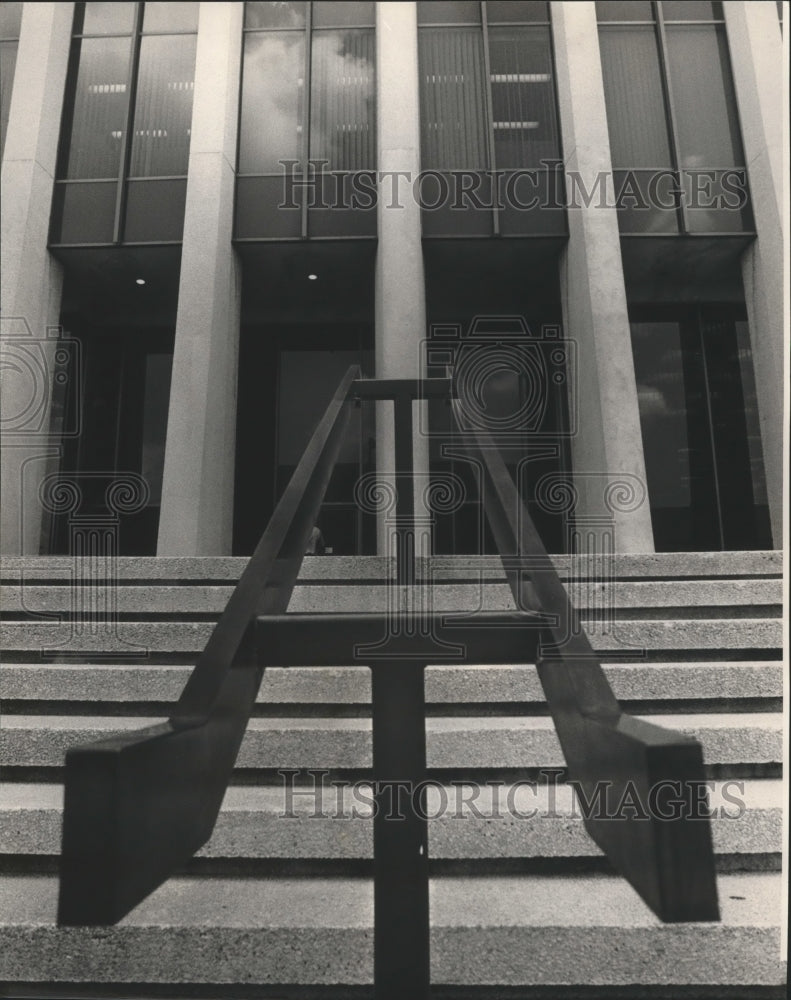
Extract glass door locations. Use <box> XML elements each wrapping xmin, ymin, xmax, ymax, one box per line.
<box><xmin>630</xmin><ymin>305</ymin><xmax>770</xmax><ymax>550</ymax></box>
<box><xmin>275</xmin><ymin>349</ymin><xmax>375</xmax><ymax>555</ymax></box>
<box><xmin>50</xmin><ymin>332</ymin><xmax>173</xmax><ymax>554</ymax></box>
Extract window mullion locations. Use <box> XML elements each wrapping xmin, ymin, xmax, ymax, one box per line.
<box><xmin>654</xmin><ymin>0</ymin><xmax>688</xmax><ymax>232</ymax></box>
<box><xmin>695</xmin><ymin>304</ymin><xmax>726</xmax><ymax>549</ymax></box>
<box><xmin>301</xmin><ymin>3</ymin><xmax>313</xmax><ymax>239</ymax></box>
<box><xmin>481</xmin><ymin>1</ymin><xmax>499</xmax><ymax>234</ymax></box>
<box><xmin>113</xmin><ymin>1</ymin><xmax>144</xmax><ymax>243</ymax></box>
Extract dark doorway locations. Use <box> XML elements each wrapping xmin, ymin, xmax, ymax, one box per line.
<box><xmin>630</xmin><ymin>304</ymin><xmax>771</xmax><ymax>551</ymax></box>
<box><xmin>233</xmin><ymin>241</ymin><xmax>377</xmax><ymax>556</ymax></box>
<box><xmin>423</xmin><ymin>240</ymin><xmax>570</xmax><ymax>554</ymax></box>
<box><xmin>50</xmin><ymin>247</ymin><xmax>180</xmax><ymax>555</ymax></box>
<box><xmin>233</xmin><ymin>325</ymin><xmax>376</xmax><ymax>556</ymax></box>
<box><xmin>50</xmin><ymin>330</ymin><xmax>173</xmax><ymax>554</ymax></box>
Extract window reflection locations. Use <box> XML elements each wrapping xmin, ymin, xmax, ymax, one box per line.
<box><xmin>419</xmin><ymin>29</ymin><xmax>489</xmax><ymax>171</ymax></box>
<box><xmin>310</xmin><ymin>30</ymin><xmax>375</xmax><ymax>170</ymax></box>
<box><xmin>53</xmin><ymin>2</ymin><xmax>198</xmax><ymax>244</ymax></box>
<box><xmin>63</xmin><ymin>36</ymin><xmax>132</xmax><ymax>179</ymax></box>
<box><xmin>597</xmin><ymin>1</ymin><xmax>750</xmax><ymax>234</ymax></box>
<box><xmin>79</xmin><ymin>1</ymin><xmax>136</xmax><ymax>35</ymax></box>
<box><xmin>130</xmin><ymin>34</ymin><xmax>196</xmax><ymax>176</ymax></box>
<box><xmin>489</xmin><ymin>27</ymin><xmax>559</xmax><ymax>169</ymax></box>
<box><xmin>236</xmin><ymin>2</ymin><xmax>376</xmax><ymax>238</ymax></box>
<box><xmin>239</xmin><ymin>32</ymin><xmax>304</xmax><ymax>174</ymax></box>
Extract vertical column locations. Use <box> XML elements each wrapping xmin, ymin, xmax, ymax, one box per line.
<box><xmin>550</xmin><ymin>2</ymin><xmax>655</xmax><ymax>554</ymax></box>
<box><xmin>0</xmin><ymin>3</ymin><xmax>73</xmax><ymax>554</ymax></box>
<box><xmin>724</xmin><ymin>1</ymin><xmax>784</xmax><ymax>547</ymax></box>
<box><xmin>375</xmin><ymin>2</ymin><xmax>429</xmax><ymax>555</ymax></box>
<box><xmin>157</xmin><ymin>2</ymin><xmax>243</xmax><ymax>555</ymax></box>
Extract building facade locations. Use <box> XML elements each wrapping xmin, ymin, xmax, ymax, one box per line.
<box><xmin>1</xmin><ymin>0</ymin><xmax>785</xmax><ymax>559</ymax></box>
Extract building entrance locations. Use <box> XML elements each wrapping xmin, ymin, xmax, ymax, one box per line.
<box><xmin>630</xmin><ymin>304</ymin><xmax>771</xmax><ymax>551</ymax></box>
<box><xmin>233</xmin><ymin>326</ymin><xmax>375</xmax><ymax>556</ymax></box>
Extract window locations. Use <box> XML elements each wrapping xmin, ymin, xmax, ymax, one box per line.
<box><xmin>596</xmin><ymin>1</ymin><xmax>752</xmax><ymax>234</ymax></box>
<box><xmin>0</xmin><ymin>1</ymin><xmax>22</xmax><ymax>160</ymax></box>
<box><xmin>50</xmin><ymin>2</ymin><xmax>198</xmax><ymax>245</ymax></box>
<box><xmin>417</xmin><ymin>1</ymin><xmax>564</xmax><ymax>237</ymax></box>
<box><xmin>235</xmin><ymin>1</ymin><xmax>376</xmax><ymax>240</ymax></box>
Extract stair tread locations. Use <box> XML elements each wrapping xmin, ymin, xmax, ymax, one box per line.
<box><xmin>0</xmin><ymin>871</ymin><xmax>781</xmax><ymax>928</ymax></box>
<box><xmin>2</xmin><ymin>578</ymin><xmax>782</xmax><ymax>615</ymax></box>
<box><xmin>1</xmin><ymin>661</ymin><xmax>782</xmax><ymax>704</ymax></box>
<box><xmin>2</xmin><ymin>711</ymin><xmax>783</xmax><ymax>731</ymax></box>
<box><xmin>2</xmin><ymin>714</ymin><xmax>782</xmax><ymax>771</ymax></box>
<box><xmin>2</xmin><ymin>618</ymin><xmax>781</xmax><ymax>653</ymax></box>
<box><xmin>1</xmin><ymin>551</ymin><xmax>782</xmax><ymax>580</ymax></box>
<box><xmin>1</xmin><ymin>777</ymin><xmax>782</xmax><ymax>812</ymax></box>
<box><xmin>1</xmin><ymin>873</ymin><xmax>782</xmax><ymax>987</ymax></box>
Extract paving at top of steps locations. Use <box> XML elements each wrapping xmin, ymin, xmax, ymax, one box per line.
<box><xmin>0</xmin><ymin>550</ymin><xmax>783</xmax><ymax>582</ymax></box>
<box><xmin>0</xmin><ymin>872</ymin><xmax>784</xmax><ymax>988</ymax></box>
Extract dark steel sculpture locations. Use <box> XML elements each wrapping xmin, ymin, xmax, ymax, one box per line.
<box><xmin>58</xmin><ymin>365</ymin><xmax>360</xmax><ymax>925</ymax></box>
<box><xmin>58</xmin><ymin>370</ymin><xmax>719</xmax><ymax>1000</ymax></box>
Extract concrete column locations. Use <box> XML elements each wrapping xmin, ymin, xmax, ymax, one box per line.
<box><xmin>724</xmin><ymin>1</ymin><xmax>784</xmax><ymax>547</ymax></box>
<box><xmin>374</xmin><ymin>1</ymin><xmax>429</xmax><ymax>555</ymax></box>
<box><xmin>550</xmin><ymin>2</ymin><xmax>655</xmax><ymax>553</ymax></box>
<box><xmin>0</xmin><ymin>2</ymin><xmax>73</xmax><ymax>554</ymax></box>
<box><xmin>157</xmin><ymin>2</ymin><xmax>243</xmax><ymax>555</ymax></box>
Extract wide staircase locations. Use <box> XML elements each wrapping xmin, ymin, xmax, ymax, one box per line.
<box><xmin>0</xmin><ymin>549</ymin><xmax>785</xmax><ymax>997</ymax></box>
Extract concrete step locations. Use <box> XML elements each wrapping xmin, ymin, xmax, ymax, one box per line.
<box><xmin>0</xmin><ymin>872</ymin><xmax>782</xmax><ymax>987</ymax></box>
<box><xmin>0</xmin><ymin>779</ymin><xmax>781</xmax><ymax>860</ymax></box>
<box><xmin>0</xmin><ymin>617</ymin><xmax>782</xmax><ymax>655</ymax></box>
<box><xmin>0</xmin><ymin>550</ymin><xmax>782</xmax><ymax>582</ymax></box>
<box><xmin>0</xmin><ymin>713</ymin><xmax>782</xmax><ymax>770</ymax></box>
<box><xmin>1</xmin><ymin>660</ymin><xmax>781</xmax><ymax>705</ymax></box>
<box><xmin>1</xmin><ymin>578</ymin><xmax>782</xmax><ymax>616</ymax></box>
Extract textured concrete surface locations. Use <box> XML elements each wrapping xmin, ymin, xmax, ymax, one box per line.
<box><xmin>0</xmin><ymin>875</ymin><xmax>373</xmax><ymax>984</ymax></box>
<box><xmin>1</xmin><ymin>617</ymin><xmax>782</xmax><ymax>655</ymax></box>
<box><xmin>0</xmin><ymin>780</ymin><xmax>781</xmax><ymax>860</ymax></box>
<box><xmin>2</xmin><ymin>660</ymin><xmax>782</xmax><ymax>704</ymax></box>
<box><xmin>0</xmin><ymin>873</ymin><xmax>782</xmax><ymax>985</ymax></box>
<box><xmin>0</xmin><ymin>550</ymin><xmax>782</xmax><ymax>581</ymax></box>
<box><xmin>430</xmin><ymin>872</ymin><xmax>785</xmax><ymax>985</ymax></box>
<box><xmin>0</xmin><ymin>663</ymin><xmax>374</xmax><ymax>704</ymax></box>
<box><xmin>3</xmin><ymin>577</ymin><xmax>781</xmax><ymax>616</ymax></box>
<box><xmin>426</xmin><ymin>713</ymin><xmax>784</xmax><ymax>769</ymax></box>
<box><xmin>1</xmin><ymin>714</ymin><xmax>782</xmax><ymax>769</ymax></box>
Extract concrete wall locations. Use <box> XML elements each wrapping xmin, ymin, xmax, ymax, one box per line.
<box><xmin>0</xmin><ymin>3</ymin><xmax>73</xmax><ymax>554</ymax></box>
<box><xmin>157</xmin><ymin>2</ymin><xmax>244</xmax><ymax>554</ymax></box>
<box><xmin>374</xmin><ymin>2</ymin><xmax>429</xmax><ymax>554</ymax></box>
<box><xmin>550</xmin><ymin>1</ymin><xmax>655</xmax><ymax>554</ymax></box>
<box><xmin>724</xmin><ymin>0</ymin><xmax>785</xmax><ymax>548</ymax></box>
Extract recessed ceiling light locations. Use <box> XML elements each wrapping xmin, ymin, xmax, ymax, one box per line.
<box><xmin>308</xmin><ymin>273</ymin><xmax>318</xmax><ymax>281</ymax></box>
<box><xmin>135</xmin><ymin>278</ymin><xmax>146</xmax><ymax>285</ymax></box>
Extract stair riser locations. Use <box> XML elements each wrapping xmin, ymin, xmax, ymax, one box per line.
<box><xmin>1</xmin><ymin>663</ymin><xmax>782</xmax><ymax>704</ymax></box>
<box><xmin>0</xmin><ymin>619</ymin><xmax>782</xmax><ymax>654</ymax></box>
<box><xmin>1</xmin><ymin>550</ymin><xmax>782</xmax><ymax>580</ymax></box>
<box><xmin>1</xmin><ymin>579</ymin><xmax>782</xmax><ymax>615</ymax></box>
<box><xmin>1</xmin><ymin>807</ymin><xmax>781</xmax><ymax>860</ymax></box>
<box><xmin>0</xmin><ymin>873</ymin><xmax>783</xmax><ymax>988</ymax></box>
<box><xmin>0</xmin><ymin>719</ymin><xmax>782</xmax><ymax>769</ymax></box>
